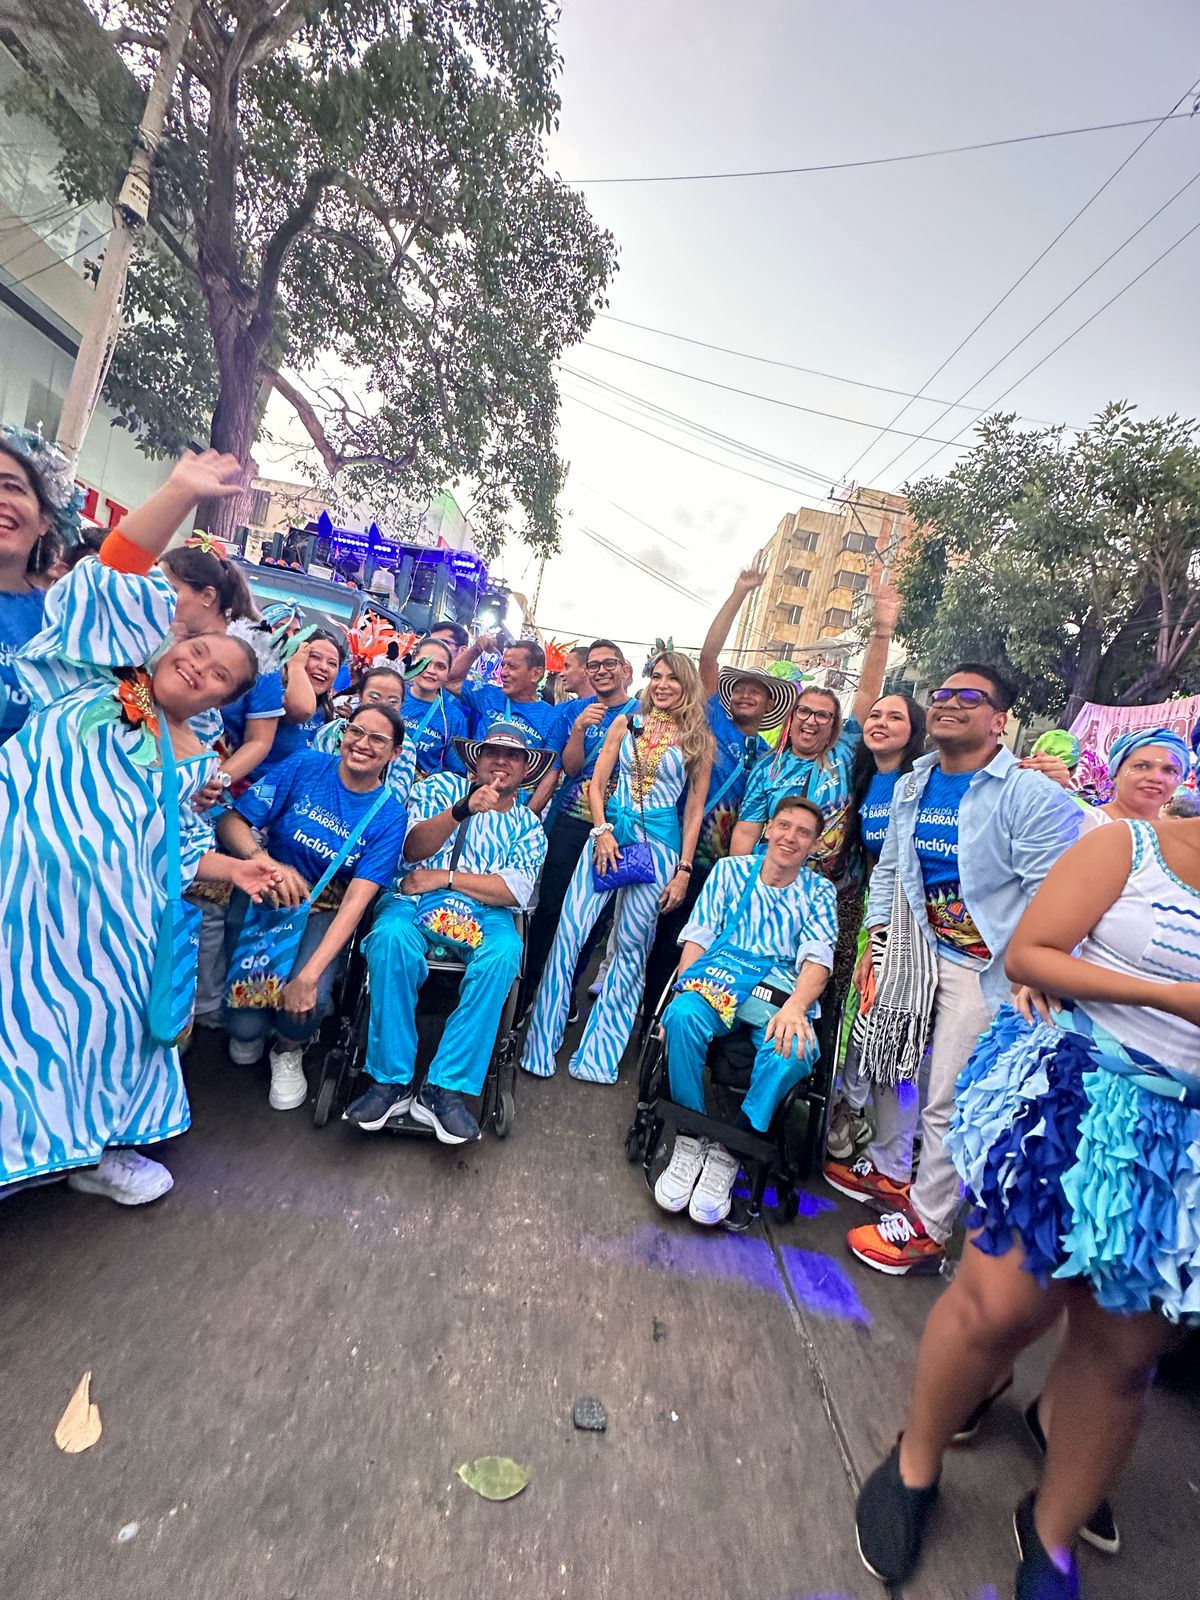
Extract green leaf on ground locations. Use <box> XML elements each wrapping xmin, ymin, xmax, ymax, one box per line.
<box><xmin>456</xmin><ymin>1456</ymin><xmax>530</xmax><ymax>1501</ymax></box>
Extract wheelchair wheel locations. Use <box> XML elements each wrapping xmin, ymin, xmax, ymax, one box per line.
<box><xmin>312</xmin><ymin>1050</ymin><xmax>344</xmax><ymax>1128</ymax></box>
<box><xmin>770</xmin><ymin>1185</ymin><xmax>800</xmax><ymax>1225</ymax></box>
<box><xmin>624</xmin><ymin>1124</ymin><xmax>643</xmax><ymax>1163</ymax></box>
<box><xmin>492</xmin><ymin>1087</ymin><xmax>516</xmax><ymax>1139</ymax></box>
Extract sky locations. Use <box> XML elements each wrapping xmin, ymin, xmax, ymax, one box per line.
<box><xmin>264</xmin><ymin>0</ymin><xmax>1200</xmax><ymax>661</ymax></box>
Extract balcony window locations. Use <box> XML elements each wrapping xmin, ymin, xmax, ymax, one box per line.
<box><xmin>790</xmin><ymin>529</ymin><xmax>819</xmax><ymax>555</ymax></box>
<box><xmin>780</xmin><ymin>604</ymin><xmax>805</xmax><ymax>626</ymax></box>
<box><xmin>841</xmin><ymin>530</ymin><xmax>875</xmax><ymax>554</ymax></box>
<box><xmin>824</xmin><ymin>607</ymin><xmax>852</xmax><ymax>629</ymax></box>
<box><xmin>831</xmin><ymin>569</ymin><xmax>869</xmax><ymax>595</ymax></box>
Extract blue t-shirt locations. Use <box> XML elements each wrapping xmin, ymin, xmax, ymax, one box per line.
<box><xmin>221</xmin><ymin>668</ymin><xmax>284</xmax><ymax>751</ymax></box>
<box><xmin>912</xmin><ymin>765</ymin><xmax>988</xmax><ymax>964</ymax></box>
<box><xmin>552</xmin><ymin>694</ymin><xmax>638</xmax><ymax>821</ymax></box>
<box><xmin>236</xmin><ymin>748</ymin><xmax>406</xmax><ymax>889</ymax></box>
<box><xmin>860</xmin><ymin>767</ymin><xmax>902</xmax><ymax>860</ymax></box>
<box><xmin>697</xmin><ymin>693</ymin><xmax>770</xmax><ymax>868</ymax></box>
<box><xmin>461</xmin><ymin>683</ymin><xmax>565</xmax><ymax>754</ymax></box>
<box><xmin>403</xmin><ymin>687</ymin><xmax>468</xmax><ymax>776</ymax></box>
<box><xmin>0</xmin><ymin>588</ymin><xmax>47</xmax><ymax>743</ymax></box>
<box><xmin>258</xmin><ymin>709</ymin><xmax>327</xmax><ymax>769</ymax></box>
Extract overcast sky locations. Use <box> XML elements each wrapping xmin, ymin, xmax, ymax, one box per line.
<box><xmin>266</xmin><ymin>1</ymin><xmax>1200</xmax><ymax>661</ymax></box>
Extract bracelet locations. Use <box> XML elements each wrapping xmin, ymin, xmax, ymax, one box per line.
<box><xmin>589</xmin><ymin>822</ymin><xmax>615</xmax><ymax>839</ymax></box>
<box><xmin>450</xmin><ymin>793</ymin><xmax>473</xmax><ymax>823</ymax></box>
<box><xmin>447</xmin><ymin>869</ymin><xmax>454</xmax><ymax>891</ymax></box>
<box><xmin>676</xmin><ymin>862</ymin><xmax>693</xmax><ymax>875</ymax></box>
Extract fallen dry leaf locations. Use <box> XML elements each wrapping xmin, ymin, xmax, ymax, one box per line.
<box><xmin>456</xmin><ymin>1456</ymin><xmax>529</xmax><ymax>1501</ymax></box>
<box><xmin>55</xmin><ymin>1371</ymin><xmax>102</xmax><ymax>1453</ymax></box>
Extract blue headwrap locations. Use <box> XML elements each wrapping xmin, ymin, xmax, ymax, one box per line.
<box><xmin>1106</xmin><ymin>726</ymin><xmax>1190</xmax><ymax>779</ymax></box>
<box><xmin>0</xmin><ymin>423</ymin><xmax>84</xmax><ymax>544</ymax></box>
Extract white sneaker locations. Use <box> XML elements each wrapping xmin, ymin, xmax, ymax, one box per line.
<box><xmin>229</xmin><ymin>1037</ymin><xmax>265</xmax><ymax>1066</ymax></box>
<box><xmin>653</xmin><ymin>1134</ymin><xmax>709</xmax><ymax>1213</ymax></box>
<box><xmin>67</xmin><ymin>1149</ymin><xmax>173</xmax><ymax>1206</ymax></box>
<box><xmin>689</xmin><ymin>1143</ymin><xmax>741</xmax><ymax>1226</ymax></box>
<box><xmin>268</xmin><ymin>1047</ymin><xmax>308</xmax><ymax>1110</ymax></box>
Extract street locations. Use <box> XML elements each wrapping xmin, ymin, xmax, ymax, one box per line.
<box><xmin>1</xmin><ymin>1029</ymin><xmax>1196</xmax><ymax>1600</ymax></box>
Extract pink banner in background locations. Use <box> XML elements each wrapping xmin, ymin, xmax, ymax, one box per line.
<box><xmin>1069</xmin><ymin>695</ymin><xmax>1200</xmax><ymax>760</ymax></box>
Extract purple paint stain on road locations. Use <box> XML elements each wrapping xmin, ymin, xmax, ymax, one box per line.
<box><xmin>794</xmin><ymin>1189</ymin><xmax>837</xmax><ymax>1218</ymax></box>
<box><xmin>777</xmin><ymin>1247</ymin><xmax>872</xmax><ymax>1325</ymax></box>
<box><xmin>587</xmin><ymin>1223</ymin><xmax>786</xmax><ymax>1297</ymax></box>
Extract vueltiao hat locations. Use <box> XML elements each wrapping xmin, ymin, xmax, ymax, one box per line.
<box><xmin>453</xmin><ymin>719</ymin><xmax>556</xmax><ymax>787</ymax></box>
<box><xmin>716</xmin><ymin>664</ymin><xmax>799</xmax><ymax>734</ymax></box>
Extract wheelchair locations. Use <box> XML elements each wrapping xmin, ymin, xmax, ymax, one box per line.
<box><xmin>309</xmin><ymin>914</ymin><xmax>527</xmax><ymax>1141</ymax></box>
<box><xmin>625</xmin><ymin>974</ymin><xmax>842</xmax><ymax>1228</ymax></box>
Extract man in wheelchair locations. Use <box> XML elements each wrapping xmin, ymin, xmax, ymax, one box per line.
<box><xmin>345</xmin><ymin>721</ymin><xmax>550</xmax><ymax>1143</ymax></box>
<box><xmin>653</xmin><ymin>795</ymin><xmax>838</xmax><ymax>1224</ymax></box>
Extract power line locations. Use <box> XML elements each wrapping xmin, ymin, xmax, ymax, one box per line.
<box><xmin>592</xmin><ymin>311</ymin><xmax>1061</xmax><ymax>423</ymax></box>
<box><xmin>570</xmin><ymin>478</ymin><xmax>693</xmax><ymax>554</ymax></box>
<box><xmin>560</xmin><ymin>388</ymin><xmax>833</xmax><ymax>500</ymax></box>
<box><xmin>566</xmin><ymin>110</ymin><xmax>1199</xmax><ymax>185</ymax></box>
<box><xmin>898</xmin><ymin>212</ymin><xmax>1200</xmax><ymax>483</ymax></box>
<box><xmin>563</xmin><ymin>367</ymin><xmax>837</xmax><ymax>485</ymax></box>
<box><xmin>869</xmin><ymin>164</ymin><xmax>1200</xmax><ymax>485</ymax></box>
<box><xmin>575</xmin><ymin>524</ymin><xmax>714</xmax><ymax>606</ymax></box>
<box><xmin>575</xmin><ymin>343</ymin><xmax>969</xmax><ymax>446</ymax></box>
<box><xmin>838</xmin><ymin>73</ymin><xmax>1200</xmax><ymax>484</ymax></box>
<box><xmin>2</xmin><ymin>228</ymin><xmax>110</xmax><ymax>291</ymax></box>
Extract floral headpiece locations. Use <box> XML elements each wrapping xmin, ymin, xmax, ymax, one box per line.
<box><xmin>0</xmin><ymin>424</ymin><xmax>85</xmax><ymax>542</ymax></box>
<box><xmin>643</xmin><ymin>636</ymin><xmax>675</xmax><ymax>677</ymax></box>
<box><xmin>185</xmin><ymin>529</ymin><xmax>230</xmax><ymax>559</ymax></box>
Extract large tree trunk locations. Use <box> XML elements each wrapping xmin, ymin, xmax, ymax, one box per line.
<box><xmin>1059</xmin><ymin>622</ymin><xmax>1103</xmax><ymax>727</ymax></box>
<box><xmin>198</xmin><ymin>331</ymin><xmax>263</xmax><ymax>538</ymax></box>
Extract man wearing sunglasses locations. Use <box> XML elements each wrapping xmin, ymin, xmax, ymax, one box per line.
<box><xmin>520</xmin><ymin>640</ymin><xmax>638</xmax><ymax>1009</ymax></box>
<box><xmin>845</xmin><ymin>664</ymin><xmax>1083</xmax><ymax>1277</ymax></box>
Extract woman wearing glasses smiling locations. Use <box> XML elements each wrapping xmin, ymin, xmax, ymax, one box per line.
<box><xmin>216</xmin><ymin>703</ymin><xmax>408</xmax><ymax>1110</ymax></box>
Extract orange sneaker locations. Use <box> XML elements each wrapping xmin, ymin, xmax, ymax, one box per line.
<box><xmin>847</xmin><ymin>1211</ymin><xmax>946</xmax><ymax>1276</ymax></box>
<box><xmin>824</xmin><ymin>1155</ymin><xmax>912</xmax><ymax>1211</ymax></box>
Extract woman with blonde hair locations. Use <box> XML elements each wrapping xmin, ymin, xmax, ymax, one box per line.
<box><xmin>523</xmin><ymin>650</ymin><xmax>713</xmax><ymax>1083</ymax></box>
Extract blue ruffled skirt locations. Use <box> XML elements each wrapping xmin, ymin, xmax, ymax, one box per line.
<box><xmin>947</xmin><ymin>1007</ymin><xmax>1200</xmax><ymax>1322</ymax></box>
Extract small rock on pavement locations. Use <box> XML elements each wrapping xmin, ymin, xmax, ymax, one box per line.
<box><xmin>572</xmin><ymin>1396</ymin><xmax>607</xmax><ymax>1433</ymax></box>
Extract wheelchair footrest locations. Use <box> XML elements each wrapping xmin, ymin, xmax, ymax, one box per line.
<box><xmin>656</xmin><ymin>1100</ymin><xmax>777</xmax><ymax>1167</ymax></box>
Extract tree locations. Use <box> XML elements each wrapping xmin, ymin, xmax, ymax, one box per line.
<box><xmin>896</xmin><ymin>404</ymin><xmax>1200</xmax><ymax>725</ymax></box>
<box><xmin>27</xmin><ymin>0</ymin><xmax>617</xmax><ymax>555</ymax></box>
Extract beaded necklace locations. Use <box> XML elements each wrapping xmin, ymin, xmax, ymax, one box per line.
<box><xmin>630</xmin><ymin>708</ymin><xmax>680</xmax><ymax>804</ymax></box>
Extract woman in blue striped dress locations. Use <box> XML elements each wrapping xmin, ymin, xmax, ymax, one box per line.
<box><xmin>0</xmin><ymin>452</ymin><xmax>278</xmax><ymax>1207</ymax></box>
<box><xmin>523</xmin><ymin>651</ymin><xmax>713</xmax><ymax>1084</ymax></box>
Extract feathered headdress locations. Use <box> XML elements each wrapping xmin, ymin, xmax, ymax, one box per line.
<box><xmin>544</xmin><ymin>639</ymin><xmax>577</xmax><ymax>675</ymax></box>
<box><xmin>227</xmin><ymin>617</ymin><xmax>287</xmax><ymax>676</ymax></box>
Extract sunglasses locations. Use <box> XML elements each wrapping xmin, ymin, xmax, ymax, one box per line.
<box><xmin>587</xmin><ymin>658</ymin><xmax>622</xmax><ymax>674</ymax></box>
<box><xmin>928</xmin><ymin>687</ymin><xmax>997</xmax><ymax>709</ymax></box>
<box><xmin>342</xmin><ymin>726</ymin><xmax>395</xmax><ymax>753</ymax></box>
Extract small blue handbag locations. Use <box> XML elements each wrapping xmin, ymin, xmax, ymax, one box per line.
<box><xmin>591</xmin><ymin>729</ymin><xmax>657</xmax><ymax>892</ymax></box>
<box><xmin>147</xmin><ymin>724</ymin><xmax>204</xmax><ymax>1047</ymax></box>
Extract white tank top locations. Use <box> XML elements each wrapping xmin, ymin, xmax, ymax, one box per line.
<box><xmin>1076</xmin><ymin>819</ymin><xmax>1200</xmax><ymax>1077</ymax></box>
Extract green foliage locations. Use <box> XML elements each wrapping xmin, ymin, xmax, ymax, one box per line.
<box><xmin>26</xmin><ymin>0</ymin><xmax>616</xmax><ymax>555</ymax></box>
<box><xmin>896</xmin><ymin>404</ymin><xmax>1200</xmax><ymax>723</ymax></box>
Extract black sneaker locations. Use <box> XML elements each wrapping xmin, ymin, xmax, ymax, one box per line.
<box><xmin>1014</xmin><ymin>1491</ymin><xmax>1080</xmax><ymax>1600</ymax></box>
<box><xmin>567</xmin><ymin>993</ymin><xmax>580</xmax><ymax>1025</ymax></box>
<box><xmin>411</xmin><ymin>1083</ymin><xmax>481</xmax><ymax>1144</ymax></box>
<box><xmin>854</xmin><ymin>1440</ymin><xmax>939</xmax><ymax>1585</ymax></box>
<box><xmin>951</xmin><ymin>1373</ymin><xmax>1014</xmax><ymax>1445</ymax></box>
<box><xmin>1024</xmin><ymin>1398</ymin><xmax>1120</xmax><ymax>1554</ymax></box>
<box><xmin>344</xmin><ymin>1081</ymin><xmax>412</xmax><ymax>1130</ymax></box>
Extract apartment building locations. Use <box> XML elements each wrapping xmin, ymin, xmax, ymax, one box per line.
<box><xmin>733</xmin><ymin>486</ymin><xmax>912</xmax><ymax>665</ymax></box>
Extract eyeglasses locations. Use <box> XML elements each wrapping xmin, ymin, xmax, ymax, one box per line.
<box><xmin>587</xmin><ymin>658</ymin><xmax>622</xmax><ymax>674</ymax></box>
<box><xmin>928</xmin><ymin>687</ymin><xmax>997</xmax><ymax>709</ymax></box>
<box><xmin>793</xmin><ymin>707</ymin><xmax>834</xmax><ymax>726</ymax></box>
<box><xmin>342</xmin><ymin>726</ymin><xmax>394</xmax><ymax>753</ymax></box>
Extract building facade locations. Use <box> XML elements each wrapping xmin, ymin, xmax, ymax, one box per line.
<box><xmin>733</xmin><ymin>486</ymin><xmax>913</xmax><ymax>665</ymax></box>
<box><xmin>0</xmin><ymin>5</ymin><xmax>177</xmax><ymax>525</ymax></box>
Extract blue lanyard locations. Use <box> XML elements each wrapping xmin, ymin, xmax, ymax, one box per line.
<box><xmin>707</xmin><ymin>734</ymin><xmax>760</xmax><ymax>812</ymax></box>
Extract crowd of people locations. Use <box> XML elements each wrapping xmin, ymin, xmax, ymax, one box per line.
<box><xmin>1</xmin><ymin>430</ymin><xmax>1197</xmax><ymax>1600</ymax></box>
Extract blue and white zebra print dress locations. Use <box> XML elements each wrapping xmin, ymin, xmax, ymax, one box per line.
<box><xmin>0</xmin><ymin>560</ymin><xmax>216</xmax><ymax>1185</ymax></box>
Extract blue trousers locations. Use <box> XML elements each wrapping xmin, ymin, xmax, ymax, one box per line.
<box><xmin>224</xmin><ymin>903</ymin><xmax>341</xmax><ymax>1048</ymax></box>
<box><xmin>363</xmin><ymin>895</ymin><xmax>522</xmax><ymax>1097</ymax></box>
<box><xmin>662</xmin><ymin>989</ymin><xmax>817</xmax><ymax>1133</ymax></box>
<box><xmin>522</xmin><ymin>835</ymin><xmax>678</xmax><ymax>1084</ymax></box>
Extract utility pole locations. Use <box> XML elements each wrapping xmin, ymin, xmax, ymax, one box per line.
<box><xmin>56</xmin><ymin>0</ymin><xmax>196</xmax><ymax>464</ymax></box>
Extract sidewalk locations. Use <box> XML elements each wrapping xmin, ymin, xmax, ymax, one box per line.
<box><xmin>0</xmin><ymin>1034</ymin><xmax>1195</xmax><ymax>1600</ymax></box>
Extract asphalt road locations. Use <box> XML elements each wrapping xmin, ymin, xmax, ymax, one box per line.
<box><xmin>1</xmin><ymin>1027</ymin><xmax>1196</xmax><ymax>1600</ymax></box>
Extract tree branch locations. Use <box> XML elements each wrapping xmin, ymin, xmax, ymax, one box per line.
<box><xmin>252</xmin><ymin>167</ymin><xmax>338</xmax><ymax>327</ymax></box>
<box><xmin>104</xmin><ymin>25</ymin><xmax>165</xmax><ymax>51</ymax></box>
<box><xmin>262</xmin><ymin>365</ymin><xmax>417</xmax><ymax>477</ymax></box>
<box><xmin>241</xmin><ymin>0</ymin><xmax>313</xmax><ymax>68</ymax></box>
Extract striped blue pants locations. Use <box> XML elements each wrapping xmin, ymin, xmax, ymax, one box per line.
<box><xmin>522</xmin><ymin>836</ymin><xmax>677</xmax><ymax>1084</ymax></box>
<box><xmin>663</xmin><ymin>990</ymin><xmax>817</xmax><ymax>1132</ymax></box>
